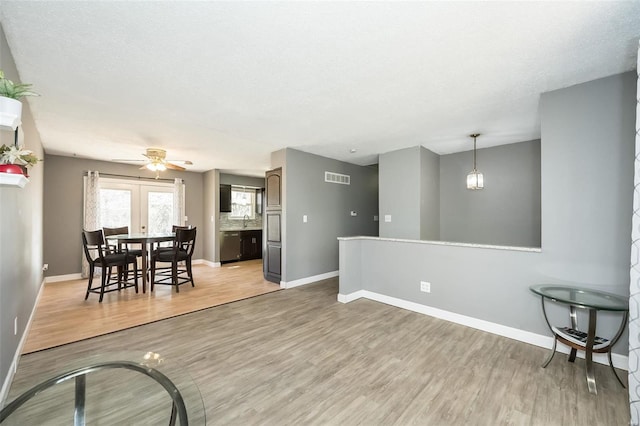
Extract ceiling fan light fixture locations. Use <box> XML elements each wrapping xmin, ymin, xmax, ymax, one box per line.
<box><xmin>146</xmin><ymin>162</ymin><xmax>166</xmax><ymax>172</ymax></box>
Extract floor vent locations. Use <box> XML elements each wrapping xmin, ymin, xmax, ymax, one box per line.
<box><xmin>325</xmin><ymin>171</ymin><xmax>351</xmax><ymax>185</ymax></box>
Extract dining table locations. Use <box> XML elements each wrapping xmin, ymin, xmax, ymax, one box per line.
<box><xmin>107</xmin><ymin>233</ymin><xmax>175</xmax><ymax>293</ymax></box>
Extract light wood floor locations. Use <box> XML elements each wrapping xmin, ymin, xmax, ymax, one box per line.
<box><xmin>23</xmin><ymin>259</ymin><xmax>280</xmax><ymax>354</ymax></box>
<box><xmin>8</xmin><ymin>279</ymin><xmax>630</xmax><ymax>425</ymax></box>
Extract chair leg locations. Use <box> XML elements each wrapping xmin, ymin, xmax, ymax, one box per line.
<box><xmin>173</xmin><ymin>261</ymin><xmax>179</xmax><ymax>293</ymax></box>
<box><xmin>133</xmin><ymin>261</ymin><xmax>139</xmax><ymax>293</ymax></box>
<box><xmin>85</xmin><ymin>265</ymin><xmax>95</xmax><ymax>300</ymax></box>
<box><xmin>99</xmin><ymin>267</ymin><xmax>109</xmax><ymax>303</ymax></box>
<box><xmin>187</xmin><ymin>259</ymin><xmax>194</xmax><ymax>287</ymax></box>
<box><xmin>150</xmin><ymin>258</ymin><xmax>156</xmax><ymax>292</ymax></box>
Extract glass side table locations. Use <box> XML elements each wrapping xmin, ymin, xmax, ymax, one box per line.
<box><xmin>1</xmin><ymin>351</ymin><xmax>205</xmax><ymax>425</ymax></box>
<box><xmin>529</xmin><ymin>284</ymin><xmax>628</xmax><ymax>395</ymax></box>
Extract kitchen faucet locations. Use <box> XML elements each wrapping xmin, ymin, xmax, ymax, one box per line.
<box><xmin>243</xmin><ymin>214</ymin><xmax>249</xmax><ymax>228</ymax></box>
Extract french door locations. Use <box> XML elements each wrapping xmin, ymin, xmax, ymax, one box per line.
<box><xmin>99</xmin><ymin>179</ymin><xmax>177</xmax><ymax>234</ymax></box>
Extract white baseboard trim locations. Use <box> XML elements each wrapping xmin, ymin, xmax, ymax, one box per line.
<box><xmin>1</xmin><ymin>278</ymin><xmax>47</xmax><ymax>406</ymax></box>
<box><xmin>44</xmin><ymin>260</ymin><xmax>221</xmax><ymax>283</ymax></box>
<box><xmin>44</xmin><ymin>273</ymin><xmax>83</xmax><ymax>283</ymax></box>
<box><xmin>281</xmin><ymin>270</ymin><xmax>339</xmax><ymax>289</ymax></box>
<box><xmin>337</xmin><ymin>290</ymin><xmax>366</xmax><ymax>303</ymax></box>
<box><xmin>338</xmin><ymin>290</ymin><xmax>628</xmax><ymax>371</ymax></box>
<box><xmin>196</xmin><ymin>259</ymin><xmax>220</xmax><ymax>268</ymax></box>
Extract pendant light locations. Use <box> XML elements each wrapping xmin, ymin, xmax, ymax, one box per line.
<box><xmin>466</xmin><ymin>133</ymin><xmax>484</xmax><ymax>190</ymax></box>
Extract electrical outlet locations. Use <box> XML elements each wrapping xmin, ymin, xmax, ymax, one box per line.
<box><xmin>303</xmin><ymin>215</ymin><xmax>308</xmax><ymax>223</ymax></box>
<box><xmin>374</xmin><ymin>215</ymin><xmax>379</xmax><ymax>221</ymax></box>
<box><xmin>42</xmin><ymin>263</ymin><xmax>49</xmax><ymax>271</ymax></box>
<box><xmin>420</xmin><ymin>281</ymin><xmax>431</xmax><ymax>293</ymax></box>
<box><xmin>350</xmin><ymin>211</ymin><xmax>357</xmax><ymax>217</ymax></box>
<box><xmin>384</xmin><ymin>215</ymin><xmax>392</xmax><ymax>222</ymax></box>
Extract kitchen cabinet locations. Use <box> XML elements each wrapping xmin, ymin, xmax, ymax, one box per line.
<box><xmin>220</xmin><ymin>230</ymin><xmax>262</xmax><ymax>262</ymax></box>
<box><xmin>240</xmin><ymin>230</ymin><xmax>262</xmax><ymax>260</ymax></box>
<box><xmin>220</xmin><ymin>184</ymin><xmax>231</xmax><ymax>213</ymax></box>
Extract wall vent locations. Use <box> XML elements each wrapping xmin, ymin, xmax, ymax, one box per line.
<box><xmin>325</xmin><ymin>171</ymin><xmax>350</xmax><ymax>185</ymax></box>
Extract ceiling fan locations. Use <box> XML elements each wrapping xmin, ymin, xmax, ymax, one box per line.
<box><xmin>114</xmin><ymin>148</ymin><xmax>193</xmax><ymax>178</ymax></box>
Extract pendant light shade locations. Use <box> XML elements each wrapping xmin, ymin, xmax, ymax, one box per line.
<box><xmin>466</xmin><ymin>133</ymin><xmax>484</xmax><ymax>190</ymax></box>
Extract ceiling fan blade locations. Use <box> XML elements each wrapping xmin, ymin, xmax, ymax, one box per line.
<box><xmin>165</xmin><ymin>162</ymin><xmax>185</xmax><ymax>171</ymax></box>
<box><xmin>139</xmin><ymin>165</ymin><xmax>148</xmax><ymax>170</ymax></box>
<box><xmin>167</xmin><ymin>160</ymin><xmax>193</xmax><ymax>165</ymax></box>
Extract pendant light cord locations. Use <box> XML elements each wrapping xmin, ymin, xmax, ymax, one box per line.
<box><xmin>473</xmin><ymin>135</ymin><xmax>477</xmax><ymax>171</ymax></box>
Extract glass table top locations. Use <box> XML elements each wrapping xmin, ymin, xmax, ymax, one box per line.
<box><xmin>2</xmin><ymin>351</ymin><xmax>205</xmax><ymax>425</ymax></box>
<box><xmin>530</xmin><ymin>284</ymin><xmax>628</xmax><ymax>311</ymax></box>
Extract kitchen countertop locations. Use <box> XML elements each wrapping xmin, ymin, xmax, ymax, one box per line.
<box><xmin>220</xmin><ymin>227</ymin><xmax>263</xmax><ymax>232</ymax></box>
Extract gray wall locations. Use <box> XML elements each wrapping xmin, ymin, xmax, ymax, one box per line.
<box><xmin>420</xmin><ymin>147</ymin><xmax>440</xmax><ymax>240</ymax></box>
<box><xmin>540</xmin><ymin>72</ymin><xmax>635</xmax><ymax>285</ymax></box>
<box><xmin>220</xmin><ymin>173</ymin><xmax>265</xmax><ymax>188</ymax></box>
<box><xmin>379</xmin><ymin>146</ymin><xmax>422</xmax><ymax>239</ymax></box>
<box><xmin>202</xmin><ymin>169</ymin><xmax>219</xmax><ymax>263</ymax></box>
<box><xmin>284</xmin><ymin>148</ymin><xmax>378</xmax><ymax>282</ymax></box>
<box><xmin>0</xmin><ymin>24</ymin><xmax>45</xmax><ymax>402</ymax></box>
<box><xmin>339</xmin><ymin>72</ymin><xmax>635</xmax><ymax>356</ymax></box>
<box><xmin>440</xmin><ymin>140</ymin><xmax>541</xmax><ymax>247</ymax></box>
<box><xmin>43</xmin><ymin>155</ymin><xmax>204</xmax><ymax>276</ymax></box>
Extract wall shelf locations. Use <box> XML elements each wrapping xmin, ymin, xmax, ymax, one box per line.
<box><xmin>0</xmin><ymin>172</ymin><xmax>28</xmax><ymax>188</ymax></box>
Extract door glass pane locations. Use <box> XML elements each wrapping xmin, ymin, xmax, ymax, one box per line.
<box><xmin>147</xmin><ymin>192</ymin><xmax>173</xmax><ymax>234</ymax></box>
<box><xmin>99</xmin><ymin>189</ymin><xmax>131</xmax><ymax>229</ymax></box>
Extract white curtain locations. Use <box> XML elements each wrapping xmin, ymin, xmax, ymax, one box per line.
<box><xmin>173</xmin><ymin>178</ymin><xmax>185</xmax><ymax>227</ymax></box>
<box><xmin>81</xmin><ymin>170</ymin><xmax>100</xmax><ymax>278</ymax></box>
<box><xmin>629</xmin><ymin>39</ymin><xmax>640</xmax><ymax>423</ymax></box>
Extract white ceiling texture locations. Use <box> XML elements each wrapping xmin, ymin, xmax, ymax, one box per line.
<box><xmin>0</xmin><ymin>2</ymin><xmax>639</xmax><ymax>176</ymax></box>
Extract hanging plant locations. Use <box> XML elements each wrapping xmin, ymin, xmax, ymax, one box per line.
<box><xmin>0</xmin><ymin>69</ymin><xmax>39</xmax><ymax>100</ymax></box>
<box><xmin>0</xmin><ymin>144</ymin><xmax>41</xmax><ymax>176</ymax></box>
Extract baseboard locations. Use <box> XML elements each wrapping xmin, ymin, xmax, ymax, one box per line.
<box><xmin>0</xmin><ymin>278</ymin><xmax>46</xmax><ymax>406</ymax></box>
<box><xmin>281</xmin><ymin>270</ymin><xmax>339</xmax><ymax>289</ymax></box>
<box><xmin>338</xmin><ymin>290</ymin><xmax>629</xmax><ymax>371</ymax></box>
<box><xmin>337</xmin><ymin>290</ymin><xmax>366</xmax><ymax>303</ymax></box>
<box><xmin>44</xmin><ymin>273</ymin><xmax>82</xmax><ymax>283</ymax></box>
<box><xmin>195</xmin><ymin>259</ymin><xmax>220</xmax><ymax>268</ymax></box>
<box><xmin>44</xmin><ymin>260</ymin><xmax>221</xmax><ymax>283</ymax></box>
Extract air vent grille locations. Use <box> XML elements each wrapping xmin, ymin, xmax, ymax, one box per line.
<box><xmin>325</xmin><ymin>171</ymin><xmax>350</xmax><ymax>185</ymax></box>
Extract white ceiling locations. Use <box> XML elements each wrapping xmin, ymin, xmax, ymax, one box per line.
<box><xmin>1</xmin><ymin>2</ymin><xmax>639</xmax><ymax>176</ymax></box>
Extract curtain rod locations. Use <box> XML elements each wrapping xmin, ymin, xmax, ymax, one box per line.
<box><xmin>85</xmin><ymin>171</ymin><xmax>177</xmax><ymax>183</ymax></box>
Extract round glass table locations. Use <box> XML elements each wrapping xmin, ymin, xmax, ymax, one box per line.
<box><xmin>529</xmin><ymin>284</ymin><xmax>628</xmax><ymax>395</ymax></box>
<box><xmin>1</xmin><ymin>351</ymin><xmax>205</xmax><ymax>425</ymax></box>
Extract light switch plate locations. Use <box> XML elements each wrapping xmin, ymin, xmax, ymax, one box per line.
<box><xmin>384</xmin><ymin>215</ymin><xmax>392</xmax><ymax>222</ymax></box>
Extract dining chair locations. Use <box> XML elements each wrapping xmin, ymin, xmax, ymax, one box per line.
<box><xmin>150</xmin><ymin>227</ymin><xmax>197</xmax><ymax>293</ymax></box>
<box><xmin>103</xmin><ymin>226</ymin><xmax>144</xmax><ymax>275</ymax></box>
<box><xmin>153</xmin><ymin>225</ymin><xmax>191</xmax><ymax>252</ymax></box>
<box><xmin>82</xmin><ymin>229</ymin><xmax>139</xmax><ymax>302</ymax></box>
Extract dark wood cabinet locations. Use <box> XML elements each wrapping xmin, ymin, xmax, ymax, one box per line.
<box><xmin>220</xmin><ymin>184</ymin><xmax>232</xmax><ymax>213</ymax></box>
<box><xmin>220</xmin><ymin>230</ymin><xmax>262</xmax><ymax>263</ymax></box>
<box><xmin>264</xmin><ymin>168</ymin><xmax>282</xmax><ymax>283</ymax></box>
<box><xmin>240</xmin><ymin>230</ymin><xmax>262</xmax><ymax>260</ymax></box>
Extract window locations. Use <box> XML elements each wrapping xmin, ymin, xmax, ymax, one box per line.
<box><xmin>230</xmin><ymin>187</ymin><xmax>255</xmax><ymax>219</ymax></box>
<box><xmin>99</xmin><ymin>188</ymin><xmax>132</xmax><ymax>229</ymax></box>
<box><xmin>96</xmin><ymin>178</ymin><xmax>181</xmax><ymax>233</ymax></box>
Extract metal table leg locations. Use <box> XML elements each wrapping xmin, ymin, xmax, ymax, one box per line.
<box><xmin>585</xmin><ymin>309</ymin><xmax>597</xmax><ymax>394</ymax></box>
<box><xmin>540</xmin><ymin>297</ymin><xmax>557</xmax><ymax>368</ymax></box>
<box><xmin>74</xmin><ymin>375</ymin><xmax>86</xmax><ymax>426</ymax></box>
<box><xmin>568</xmin><ymin>305</ymin><xmax>578</xmax><ymax>362</ymax></box>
